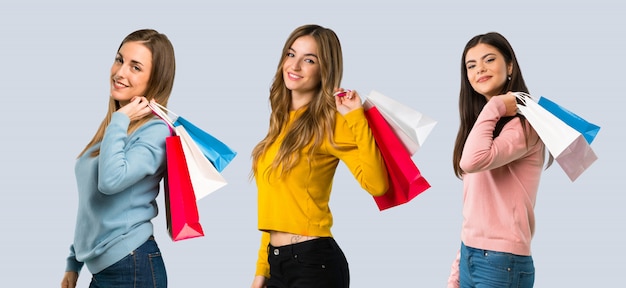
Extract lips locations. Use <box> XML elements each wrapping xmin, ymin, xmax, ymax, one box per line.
<box><xmin>287</xmin><ymin>72</ymin><xmax>302</xmax><ymax>80</ymax></box>
<box><xmin>112</xmin><ymin>80</ymin><xmax>129</xmax><ymax>89</ymax></box>
<box><xmin>477</xmin><ymin>76</ymin><xmax>491</xmax><ymax>83</ymax></box>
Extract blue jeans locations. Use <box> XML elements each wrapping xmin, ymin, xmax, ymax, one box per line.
<box><xmin>459</xmin><ymin>242</ymin><xmax>534</xmax><ymax>288</ymax></box>
<box><xmin>89</xmin><ymin>237</ymin><xmax>167</xmax><ymax>288</ymax></box>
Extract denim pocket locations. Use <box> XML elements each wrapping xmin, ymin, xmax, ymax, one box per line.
<box><xmin>517</xmin><ymin>270</ymin><xmax>535</xmax><ymax>288</ymax></box>
<box><xmin>294</xmin><ymin>249</ymin><xmax>329</xmax><ymax>269</ymax></box>
<box><xmin>148</xmin><ymin>250</ymin><xmax>167</xmax><ymax>288</ymax></box>
<box><xmin>482</xmin><ymin>250</ymin><xmax>514</xmax><ymax>272</ymax></box>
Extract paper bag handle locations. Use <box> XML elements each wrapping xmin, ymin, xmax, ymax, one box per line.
<box><xmin>148</xmin><ymin>102</ymin><xmax>175</xmax><ymax>135</ymax></box>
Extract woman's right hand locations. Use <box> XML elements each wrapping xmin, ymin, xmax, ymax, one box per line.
<box><xmin>117</xmin><ymin>96</ymin><xmax>153</xmax><ymax>121</ymax></box>
<box><xmin>61</xmin><ymin>271</ymin><xmax>78</xmax><ymax>288</ymax></box>
<box><xmin>334</xmin><ymin>88</ymin><xmax>362</xmax><ymax>115</ymax></box>
<box><xmin>496</xmin><ymin>91</ymin><xmax>519</xmax><ymax>117</ymax></box>
<box><xmin>251</xmin><ymin>275</ymin><xmax>267</xmax><ymax>288</ymax></box>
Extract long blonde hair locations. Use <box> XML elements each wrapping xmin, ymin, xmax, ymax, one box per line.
<box><xmin>79</xmin><ymin>29</ymin><xmax>176</xmax><ymax>158</ymax></box>
<box><xmin>251</xmin><ymin>24</ymin><xmax>343</xmax><ymax>177</ymax></box>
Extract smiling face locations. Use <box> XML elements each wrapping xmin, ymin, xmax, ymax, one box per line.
<box><xmin>465</xmin><ymin>43</ymin><xmax>512</xmax><ymax>100</ymax></box>
<box><xmin>110</xmin><ymin>41</ymin><xmax>153</xmax><ymax>106</ymax></box>
<box><xmin>282</xmin><ymin>35</ymin><xmax>321</xmax><ymax>101</ymax></box>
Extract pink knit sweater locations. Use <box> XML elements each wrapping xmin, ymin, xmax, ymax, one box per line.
<box><xmin>447</xmin><ymin>97</ymin><xmax>545</xmax><ymax>287</ymax></box>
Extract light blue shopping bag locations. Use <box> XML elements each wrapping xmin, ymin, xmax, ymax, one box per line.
<box><xmin>538</xmin><ymin>96</ymin><xmax>600</xmax><ymax>144</ymax></box>
<box><xmin>149</xmin><ymin>102</ymin><xmax>237</xmax><ymax>172</ymax></box>
<box><xmin>172</xmin><ymin>116</ymin><xmax>237</xmax><ymax>172</ymax></box>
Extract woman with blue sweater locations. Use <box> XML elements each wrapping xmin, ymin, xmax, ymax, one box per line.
<box><xmin>61</xmin><ymin>29</ymin><xmax>176</xmax><ymax>288</ymax></box>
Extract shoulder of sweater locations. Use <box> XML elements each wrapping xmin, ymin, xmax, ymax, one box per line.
<box><xmin>501</xmin><ymin>116</ymin><xmax>543</xmax><ymax>149</ymax></box>
<box><xmin>482</xmin><ymin>97</ymin><xmax>506</xmax><ymax>117</ymax></box>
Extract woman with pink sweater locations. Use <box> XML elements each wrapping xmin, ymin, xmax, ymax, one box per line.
<box><xmin>447</xmin><ymin>32</ymin><xmax>546</xmax><ymax>288</ymax></box>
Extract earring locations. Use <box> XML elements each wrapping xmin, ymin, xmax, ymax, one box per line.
<box><xmin>508</xmin><ymin>75</ymin><xmax>512</xmax><ymax>81</ymax></box>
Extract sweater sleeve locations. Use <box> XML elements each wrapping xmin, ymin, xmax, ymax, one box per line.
<box><xmin>333</xmin><ymin>108</ymin><xmax>389</xmax><ymax>196</ymax></box>
<box><xmin>446</xmin><ymin>250</ymin><xmax>460</xmax><ymax>288</ymax></box>
<box><xmin>460</xmin><ymin>97</ymin><xmax>533</xmax><ymax>173</ymax></box>
<box><xmin>255</xmin><ymin>231</ymin><xmax>271</xmax><ymax>278</ymax></box>
<box><xmin>65</xmin><ymin>244</ymin><xmax>84</xmax><ymax>273</ymax></box>
<box><xmin>97</xmin><ymin>113</ymin><xmax>169</xmax><ymax>194</ymax></box>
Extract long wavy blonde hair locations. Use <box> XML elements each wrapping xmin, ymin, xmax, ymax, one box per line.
<box><xmin>79</xmin><ymin>29</ymin><xmax>176</xmax><ymax>158</ymax></box>
<box><xmin>251</xmin><ymin>24</ymin><xmax>343</xmax><ymax>177</ymax></box>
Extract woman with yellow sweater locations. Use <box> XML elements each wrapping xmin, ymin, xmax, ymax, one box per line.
<box><xmin>250</xmin><ymin>24</ymin><xmax>388</xmax><ymax>288</ymax></box>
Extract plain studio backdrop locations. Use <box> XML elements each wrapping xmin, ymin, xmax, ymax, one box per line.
<box><xmin>0</xmin><ymin>0</ymin><xmax>622</xmax><ymax>287</ymax></box>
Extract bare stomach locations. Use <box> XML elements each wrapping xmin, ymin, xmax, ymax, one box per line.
<box><xmin>269</xmin><ymin>231</ymin><xmax>320</xmax><ymax>247</ymax></box>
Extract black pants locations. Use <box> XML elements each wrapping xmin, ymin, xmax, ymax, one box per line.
<box><xmin>267</xmin><ymin>237</ymin><xmax>350</xmax><ymax>288</ymax></box>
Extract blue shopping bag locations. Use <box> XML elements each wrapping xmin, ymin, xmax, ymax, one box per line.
<box><xmin>173</xmin><ymin>116</ymin><xmax>237</xmax><ymax>172</ymax></box>
<box><xmin>538</xmin><ymin>96</ymin><xmax>601</xmax><ymax>144</ymax></box>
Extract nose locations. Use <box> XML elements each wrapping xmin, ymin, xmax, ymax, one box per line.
<box><xmin>112</xmin><ymin>65</ymin><xmax>122</xmax><ymax>77</ymax></box>
<box><xmin>290</xmin><ymin>59</ymin><xmax>301</xmax><ymax>71</ymax></box>
<box><xmin>476</xmin><ymin>63</ymin><xmax>486</xmax><ymax>74</ymax></box>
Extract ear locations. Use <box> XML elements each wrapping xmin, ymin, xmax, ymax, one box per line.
<box><xmin>507</xmin><ymin>62</ymin><xmax>513</xmax><ymax>76</ymax></box>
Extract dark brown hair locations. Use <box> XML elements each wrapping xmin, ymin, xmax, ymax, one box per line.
<box><xmin>452</xmin><ymin>32</ymin><xmax>529</xmax><ymax>178</ymax></box>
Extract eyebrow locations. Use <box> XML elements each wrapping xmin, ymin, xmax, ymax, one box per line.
<box><xmin>465</xmin><ymin>53</ymin><xmax>496</xmax><ymax>65</ymax></box>
<box><xmin>117</xmin><ymin>52</ymin><xmax>145</xmax><ymax>67</ymax></box>
<box><xmin>289</xmin><ymin>47</ymin><xmax>318</xmax><ymax>59</ymax></box>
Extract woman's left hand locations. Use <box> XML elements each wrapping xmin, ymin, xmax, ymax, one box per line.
<box><xmin>334</xmin><ymin>88</ymin><xmax>362</xmax><ymax>115</ymax></box>
<box><xmin>118</xmin><ymin>96</ymin><xmax>153</xmax><ymax>121</ymax></box>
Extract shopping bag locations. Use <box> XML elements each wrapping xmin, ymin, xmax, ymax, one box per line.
<box><xmin>365</xmin><ymin>90</ymin><xmax>437</xmax><ymax>155</ymax></box>
<box><xmin>164</xmin><ymin>135</ymin><xmax>205</xmax><ymax>241</ymax></box>
<box><xmin>515</xmin><ymin>92</ymin><xmax>597</xmax><ymax>181</ymax></box>
<box><xmin>151</xmin><ymin>103</ymin><xmax>237</xmax><ymax>172</ymax></box>
<box><xmin>537</xmin><ymin>96</ymin><xmax>600</xmax><ymax>144</ymax></box>
<box><xmin>173</xmin><ymin>116</ymin><xmax>237</xmax><ymax>172</ymax></box>
<box><xmin>176</xmin><ymin>125</ymin><xmax>228</xmax><ymax>200</ymax></box>
<box><xmin>364</xmin><ymin>105</ymin><xmax>431</xmax><ymax>210</ymax></box>
<box><xmin>150</xmin><ymin>103</ymin><xmax>229</xmax><ymax>200</ymax></box>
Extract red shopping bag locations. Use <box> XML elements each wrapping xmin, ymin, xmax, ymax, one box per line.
<box><xmin>164</xmin><ymin>135</ymin><xmax>205</xmax><ymax>241</ymax></box>
<box><xmin>365</xmin><ymin>106</ymin><xmax>431</xmax><ymax>210</ymax></box>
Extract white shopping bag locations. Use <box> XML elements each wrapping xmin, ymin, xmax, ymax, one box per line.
<box><xmin>515</xmin><ymin>92</ymin><xmax>597</xmax><ymax>181</ymax></box>
<box><xmin>365</xmin><ymin>90</ymin><xmax>437</xmax><ymax>155</ymax></box>
<box><xmin>176</xmin><ymin>126</ymin><xmax>228</xmax><ymax>200</ymax></box>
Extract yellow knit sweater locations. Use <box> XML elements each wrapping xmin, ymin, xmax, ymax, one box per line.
<box><xmin>254</xmin><ymin>107</ymin><xmax>388</xmax><ymax>277</ymax></box>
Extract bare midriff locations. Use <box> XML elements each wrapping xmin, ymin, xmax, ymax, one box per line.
<box><xmin>269</xmin><ymin>231</ymin><xmax>320</xmax><ymax>247</ymax></box>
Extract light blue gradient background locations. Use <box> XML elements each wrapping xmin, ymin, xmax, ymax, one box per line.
<box><xmin>1</xmin><ymin>1</ymin><xmax>622</xmax><ymax>286</ymax></box>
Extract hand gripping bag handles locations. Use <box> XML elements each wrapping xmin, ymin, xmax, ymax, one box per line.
<box><xmin>363</xmin><ymin>99</ymin><xmax>431</xmax><ymax>211</ymax></box>
<box><xmin>152</xmin><ymin>103</ymin><xmax>236</xmax><ymax>172</ymax></box>
<box><xmin>514</xmin><ymin>92</ymin><xmax>598</xmax><ymax>181</ymax></box>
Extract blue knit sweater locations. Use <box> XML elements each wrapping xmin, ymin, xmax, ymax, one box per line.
<box><xmin>66</xmin><ymin>112</ymin><xmax>170</xmax><ymax>274</ymax></box>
